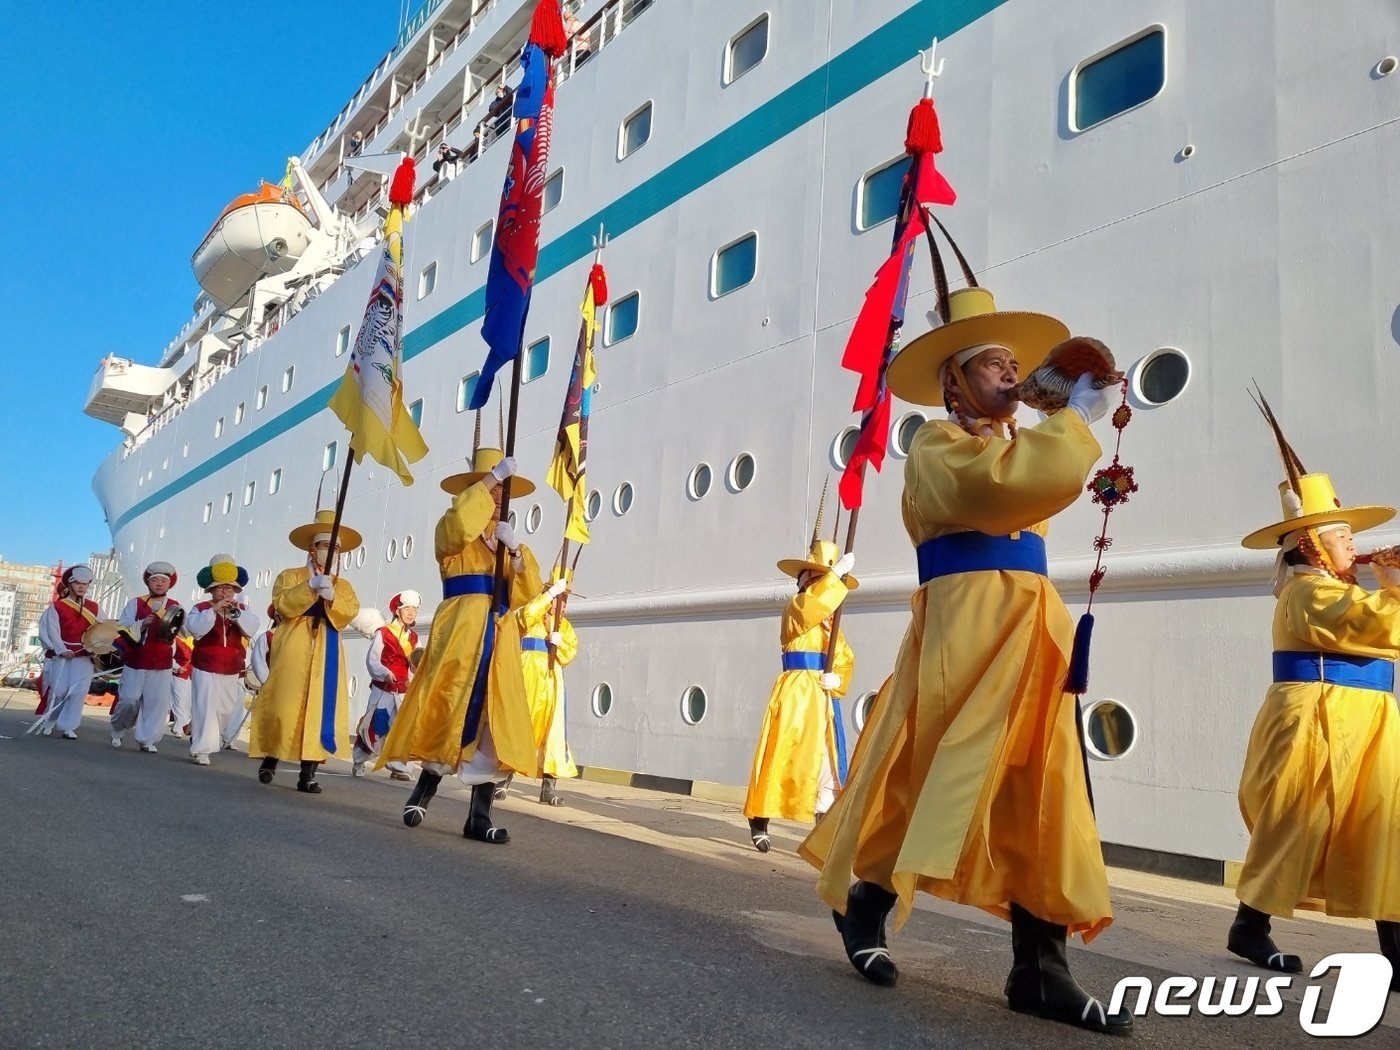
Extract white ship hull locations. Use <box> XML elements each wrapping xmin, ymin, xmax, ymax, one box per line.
<box><xmin>91</xmin><ymin>0</ymin><xmax>1400</xmax><ymax>877</ymax></box>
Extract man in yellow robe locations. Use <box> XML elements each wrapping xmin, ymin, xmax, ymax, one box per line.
<box><xmin>249</xmin><ymin>509</ymin><xmax>361</xmax><ymax>794</ymax></box>
<box><xmin>378</xmin><ymin>448</ymin><xmax>542</xmax><ymax>843</ymax></box>
<box><xmin>517</xmin><ymin>570</ymin><xmax>579</xmax><ymax>805</ymax></box>
<box><xmin>799</xmin><ymin>286</ymin><xmax>1131</xmax><ymax>1035</ymax></box>
<box><xmin>743</xmin><ymin>531</ymin><xmax>856</xmax><ymax>852</ymax></box>
<box><xmin>1234</xmin><ymin>429</ymin><xmax>1400</xmax><ymax>989</ymax></box>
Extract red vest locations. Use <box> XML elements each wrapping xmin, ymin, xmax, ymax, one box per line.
<box><xmin>376</xmin><ymin>624</ymin><xmax>417</xmax><ymax>694</ymax></box>
<box><xmin>173</xmin><ymin>636</ymin><xmax>194</xmax><ymax>680</ymax></box>
<box><xmin>50</xmin><ymin>599</ymin><xmax>99</xmax><ymax>654</ymax></box>
<box><xmin>123</xmin><ymin>596</ymin><xmax>180</xmax><ymax>671</ymax></box>
<box><xmin>191</xmin><ymin>603</ymin><xmax>248</xmax><ymax>675</ymax></box>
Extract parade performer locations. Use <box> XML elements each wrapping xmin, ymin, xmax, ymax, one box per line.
<box><xmin>379</xmin><ymin>446</ymin><xmax>543</xmax><ymax>842</ymax></box>
<box><xmin>186</xmin><ymin>555</ymin><xmax>258</xmax><ymax>766</ymax></box>
<box><xmin>744</xmin><ymin>495</ymin><xmax>856</xmax><ymax>852</ymax></box>
<box><xmin>168</xmin><ymin>630</ymin><xmax>193</xmax><ymax>737</ymax></box>
<box><xmin>1231</xmin><ymin>398</ymin><xmax>1400</xmax><ymax>988</ymax></box>
<box><xmin>33</xmin><ymin>565</ymin><xmax>98</xmax><ymax>740</ymax></box>
<box><xmin>353</xmin><ymin>590</ymin><xmax>420</xmax><ymax>780</ymax></box>
<box><xmin>250</xmin><ymin>510</ymin><xmax>361</xmax><ymax>793</ymax></box>
<box><xmin>799</xmin><ymin>286</ymin><xmax>1131</xmax><ymax>1035</ymax></box>
<box><xmin>518</xmin><ymin>570</ymin><xmax>576</xmax><ymax>805</ymax></box>
<box><xmin>110</xmin><ymin>561</ymin><xmax>182</xmax><ymax>753</ymax></box>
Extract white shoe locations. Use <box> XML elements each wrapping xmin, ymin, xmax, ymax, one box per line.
<box><xmin>111</xmin><ymin>734</ymin><xmax>123</xmax><ymax>748</ymax></box>
<box><xmin>352</xmin><ymin>762</ymin><xmax>366</xmax><ymax>777</ymax></box>
<box><xmin>42</xmin><ymin>725</ymin><xmax>54</xmax><ymax>736</ymax></box>
<box><xmin>191</xmin><ymin>754</ymin><xmax>210</xmax><ymax>766</ymax></box>
<box><xmin>140</xmin><ymin>744</ymin><xmax>158</xmax><ymax>754</ymax></box>
<box><xmin>61</xmin><ymin>730</ymin><xmax>77</xmax><ymax>740</ymax></box>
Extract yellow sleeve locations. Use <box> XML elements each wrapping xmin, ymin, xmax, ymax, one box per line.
<box><xmin>272</xmin><ymin>570</ymin><xmax>317</xmax><ymax>621</ymax></box>
<box><xmin>903</xmin><ymin>411</ymin><xmax>1101</xmax><ymax>537</ymax></box>
<box><xmin>781</xmin><ymin>572</ymin><xmax>848</xmax><ymax>641</ymax></box>
<box><xmin>831</xmin><ymin>631</ymin><xmax>855</xmax><ymax>698</ymax></box>
<box><xmin>509</xmin><ymin>545</ymin><xmax>544</xmax><ymax>609</ymax></box>
<box><xmin>516</xmin><ymin>591</ymin><xmax>554</xmax><ymax>633</ymax></box>
<box><xmin>437</xmin><ymin>480</ymin><xmax>496</xmax><ymax>560</ymax></box>
<box><xmin>556</xmin><ymin>616</ymin><xmax>579</xmax><ymax>667</ymax></box>
<box><xmin>1284</xmin><ymin>577</ymin><xmax>1400</xmax><ymax>657</ymax></box>
<box><xmin>327</xmin><ymin>578</ymin><xmax>360</xmax><ymax>631</ymax></box>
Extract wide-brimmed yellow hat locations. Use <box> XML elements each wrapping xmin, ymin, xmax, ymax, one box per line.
<box><xmin>1242</xmin><ymin>473</ymin><xmax>1394</xmax><ymax>550</ymax></box>
<box><xmin>777</xmin><ymin>539</ymin><xmax>860</xmax><ymax>590</ymax></box>
<box><xmin>289</xmin><ymin>509</ymin><xmax>364</xmax><ymax>551</ymax></box>
<box><xmin>887</xmin><ymin>287</ymin><xmax>1070</xmax><ymax>407</ymax></box>
<box><xmin>441</xmin><ymin>446</ymin><xmax>536</xmax><ymax>497</ymax></box>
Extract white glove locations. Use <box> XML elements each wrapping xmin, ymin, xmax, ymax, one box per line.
<box><xmin>317</xmin><ymin>585</ymin><xmax>336</xmax><ymax>602</ymax></box>
<box><xmin>820</xmin><ymin>672</ymin><xmax>841</xmax><ymax>691</ymax></box>
<box><xmin>549</xmin><ymin>631</ymin><xmax>565</xmax><ymax>647</ymax></box>
<box><xmin>490</xmin><ymin>456</ymin><xmax>518</xmax><ymax>484</ymax></box>
<box><xmin>1066</xmin><ymin>373</ymin><xmax>1117</xmax><ymax>426</ymax></box>
<box><xmin>1374</xmin><ymin>562</ymin><xmax>1400</xmax><ymax>591</ymax></box>
<box><xmin>833</xmin><ymin>551</ymin><xmax>856</xmax><ymax>579</ymax></box>
<box><xmin>309</xmin><ymin>573</ymin><xmax>332</xmax><ymax>591</ymax></box>
<box><xmin>494</xmin><ymin>521</ymin><xmax>519</xmax><ymax>552</ymax></box>
<box><xmin>546</xmin><ymin>579</ymin><xmax>568</xmax><ymax>599</ymax></box>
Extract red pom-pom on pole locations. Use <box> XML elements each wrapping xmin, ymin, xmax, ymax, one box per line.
<box><xmin>588</xmin><ymin>263</ymin><xmax>608</xmax><ymax>306</ymax></box>
<box><xmin>530</xmin><ymin>0</ymin><xmax>568</xmax><ymax>57</ymax></box>
<box><xmin>388</xmin><ymin>157</ymin><xmax>416</xmax><ymax>206</ymax></box>
<box><xmin>905</xmin><ymin>97</ymin><xmax>943</xmax><ymax>155</ymax></box>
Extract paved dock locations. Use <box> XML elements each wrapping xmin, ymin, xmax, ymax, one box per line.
<box><xmin>0</xmin><ymin>691</ymin><xmax>1393</xmax><ymax>1048</ymax></box>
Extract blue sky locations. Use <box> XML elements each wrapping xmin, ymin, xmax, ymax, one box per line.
<box><xmin>0</xmin><ymin>1</ymin><xmax>398</xmax><ymax>567</ymax></box>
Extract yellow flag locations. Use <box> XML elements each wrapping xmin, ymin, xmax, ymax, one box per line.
<box><xmin>547</xmin><ymin>264</ymin><xmax>606</xmax><ymax>543</ymax></box>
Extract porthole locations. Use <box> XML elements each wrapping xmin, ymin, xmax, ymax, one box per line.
<box><xmin>892</xmin><ymin>411</ymin><xmax>927</xmax><ymax>457</ymax></box>
<box><xmin>613</xmin><ymin>482</ymin><xmax>634</xmax><ymax>515</ymax></box>
<box><xmin>386</xmin><ymin>538</ymin><xmax>398</xmax><ymax>561</ymax></box>
<box><xmin>526</xmin><ymin>504</ymin><xmax>543</xmax><ymax>533</ymax></box>
<box><xmin>349</xmin><ymin>675</ymin><xmax>360</xmax><ymax>696</ymax></box>
<box><xmin>1378</xmin><ymin>56</ymin><xmax>1399</xmax><ymax>78</ymax></box>
<box><xmin>403</xmin><ymin>534</ymin><xmax>414</xmax><ymax>558</ymax></box>
<box><xmin>832</xmin><ymin>426</ymin><xmax>860</xmax><ymax>469</ymax></box>
<box><xmin>681</xmin><ymin>685</ymin><xmax>708</xmax><ymax>725</ymax></box>
<box><xmin>853</xmin><ymin>690</ymin><xmax>878</xmax><ymax>732</ymax></box>
<box><xmin>1083</xmin><ymin>698</ymin><xmax>1139</xmax><ymax>761</ymax></box>
<box><xmin>1070</xmin><ymin>26</ymin><xmax>1167</xmax><ymax>132</ymax></box>
<box><xmin>508</xmin><ymin>510</ymin><xmax>519</xmax><ymax>531</ymax></box>
<box><xmin>727</xmin><ymin>453</ymin><xmax>755</xmax><ymax>492</ymax></box>
<box><xmin>356</xmin><ymin>547</ymin><xmax>367</xmax><ymax>568</ymax></box>
<box><xmin>687</xmin><ymin>462</ymin><xmax>713</xmax><ymax>500</ymax></box>
<box><xmin>591</xmin><ymin>683</ymin><xmax>613</xmax><ymax>717</ymax></box>
<box><xmin>585</xmin><ymin>490</ymin><xmax>603</xmax><ymax>522</ymax></box>
<box><xmin>1129</xmin><ymin>347</ymin><xmax>1191</xmax><ymax>407</ymax></box>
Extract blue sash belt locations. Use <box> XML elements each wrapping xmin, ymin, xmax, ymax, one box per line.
<box><xmin>443</xmin><ymin>573</ymin><xmax>494</xmax><ymax>599</ymax></box>
<box><xmin>916</xmin><ymin>531</ymin><xmax>1048</xmax><ymax>584</ymax></box>
<box><xmin>1272</xmin><ymin>651</ymin><xmax>1395</xmax><ymax>693</ymax></box>
<box><xmin>522</xmin><ymin>637</ymin><xmax>549</xmax><ymax>653</ymax></box>
<box><xmin>782</xmin><ymin>651</ymin><xmax>825</xmax><ymax>672</ymax></box>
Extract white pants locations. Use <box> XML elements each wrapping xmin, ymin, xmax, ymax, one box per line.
<box><xmin>352</xmin><ymin>686</ymin><xmax>408</xmax><ymax>772</ymax></box>
<box><xmin>170</xmin><ymin>676</ymin><xmax>191</xmax><ymax>732</ymax></box>
<box><xmin>190</xmin><ymin>671</ymin><xmax>242</xmax><ymax>758</ymax></box>
<box><xmin>111</xmin><ymin>667</ymin><xmax>173</xmax><ymax>746</ymax></box>
<box><xmin>448</xmin><ymin>726</ymin><xmax>504</xmax><ymax>787</ymax></box>
<box><xmin>44</xmin><ymin>656</ymin><xmax>94</xmax><ymax>734</ymax></box>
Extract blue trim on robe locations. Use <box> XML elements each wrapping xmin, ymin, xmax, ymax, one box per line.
<box><xmin>916</xmin><ymin>531</ymin><xmax>1048</xmax><ymax>583</ymax></box>
<box><xmin>521</xmin><ymin>637</ymin><xmax>549</xmax><ymax>652</ymax></box>
<box><xmin>831</xmin><ymin>697</ymin><xmax>848</xmax><ymax>786</ymax></box>
<box><xmin>782</xmin><ymin>651</ymin><xmax>825</xmax><ymax>671</ymax></box>
<box><xmin>1272</xmin><ymin>650</ymin><xmax>1395</xmax><ymax>693</ymax></box>
<box><xmin>443</xmin><ymin>573</ymin><xmax>495</xmax><ymax>599</ymax></box>
<box><xmin>320</xmin><ymin>621</ymin><xmax>340</xmax><ymax>753</ymax></box>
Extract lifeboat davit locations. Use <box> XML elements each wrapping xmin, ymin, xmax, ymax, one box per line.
<box><xmin>192</xmin><ymin>182</ymin><xmax>314</xmax><ymax>311</ymax></box>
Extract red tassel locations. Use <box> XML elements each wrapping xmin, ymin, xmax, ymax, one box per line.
<box><xmin>905</xmin><ymin>97</ymin><xmax>943</xmax><ymax>155</ymax></box>
<box><xmin>530</xmin><ymin>0</ymin><xmax>568</xmax><ymax>57</ymax></box>
<box><xmin>388</xmin><ymin>157</ymin><xmax>416</xmax><ymax>206</ymax></box>
<box><xmin>588</xmin><ymin>263</ymin><xmax>608</xmax><ymax>306</ymax></box>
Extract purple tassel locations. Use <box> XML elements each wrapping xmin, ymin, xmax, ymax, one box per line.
<box><xmin>1065</xmin><ymin>612</ymin><xmax>1094</xmax><ymax>694</ymax></box>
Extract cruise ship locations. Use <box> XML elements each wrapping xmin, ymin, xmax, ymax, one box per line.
<box><xmin>85</xmin><ymin>0</ymin><xmax>1400</xmax><ymax>881</ymax></box>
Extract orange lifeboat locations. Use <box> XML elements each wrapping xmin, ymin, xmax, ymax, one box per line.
<box><xmin>192</xmin><ymin>182</ymin><xmax>316</xmax><ymax>311</ymax></box>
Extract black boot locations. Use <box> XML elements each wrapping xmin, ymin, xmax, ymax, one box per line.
<box><xmin>1005</xmin><ymin>903</ymin><xmax>1133</xmax><ymax>1035</ymax></box>
<box><xmin>831</xmin><ymin>880</ymin><xmax>898</xmax><ymax>986</ymax></box>
<box><xmin>296</xmin><ymin>760</ymin><xmax>322</xmax><ymax>794</ymax></box>
<box><xmin>494</xmin><ymin>772</ymin><xmax>514</xmax><ymax>801</ymax></box>
<box><xmin>1227</xmin><ymin>902</ymin><xmax>1302</xmax><ymax>973</ymax></box>
<box><xmin>464</xmin><ymin>782</ymin><xmax>509</xmax><ymax>843</ymax></box>
<box><xmin>403</xmin><ymin>769</ymin><xmax>441</xmax><ymax>827</ymax></box>
<box><xmin>748</xmin><ymin>817</ymin><xmax>771</xmax><ymax>853</ymax></box>
<box><xmin>257</xmin><ymin>757</ymin><xmax>278</xmax><ymax>784</ymax></box>
<box><xmin>1377</xmin><ymin>920</ymin><xmax>1400</xmax><ymax>992</ymax></box>
<box><xmin>540</xmin><ymin>774</ymin><xmax>564</xmax><ymax>806</ymax></box>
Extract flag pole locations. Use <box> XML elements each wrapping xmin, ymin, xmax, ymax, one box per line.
<box><xmin>490</xmin><ymin>355</ymin><xmax>524</xmax><ymax>613</ymax></box>
<box><xmin>312</xmin><ymin>449</ymin><xmax>355</xmax><ymax>635</ymax></box>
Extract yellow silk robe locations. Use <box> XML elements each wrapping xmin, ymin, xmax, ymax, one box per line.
<box><xmin>249</xmin><ymin>568</ymin><xmax>360</xmax><ymax>763</ymax></box>
<box><xmin>800</xmin><ymin>410</ymin><xmax>1112</xmax><ymax>940</ymax></box>
<box><xmin>378</xmin><ymin>480</ymin><xmax>543</xmax><ymax>774</ymax></box>
<box><xmin>1236</xmin><ymin>572</ymin><xmax>1400</xmax><ymax>920</ymax></box>
<box><xmin>743</xmin><ymin>571</ymin><xmax>855</xmax><ymax>822</ymax></box>
<box><xmin>518</xmin><ymin>592</ymin><xmax>579</xmax><ymax>778</ymax></box>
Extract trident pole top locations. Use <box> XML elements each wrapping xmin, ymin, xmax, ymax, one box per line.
<box><xmin>918</xmin><ymin>37</ymin><xmax>945</xmax><ymax>97</ymax></box>
<box><xmin>593</xmin><ymin>222</ymin><xmax>608</xmax><ymax>261</ymax></box>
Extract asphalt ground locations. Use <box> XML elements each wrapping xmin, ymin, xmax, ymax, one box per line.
<box><xmin>0</xmin><ymin>691</ymin><xmax>1395</xmax><ymax>1049</ymax></box>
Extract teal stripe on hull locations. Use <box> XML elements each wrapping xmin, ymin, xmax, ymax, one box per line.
<box><xmin>108</xmin><ymin>0</ymin><xmax>1006</xmax><ymax>534</ymax></box>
